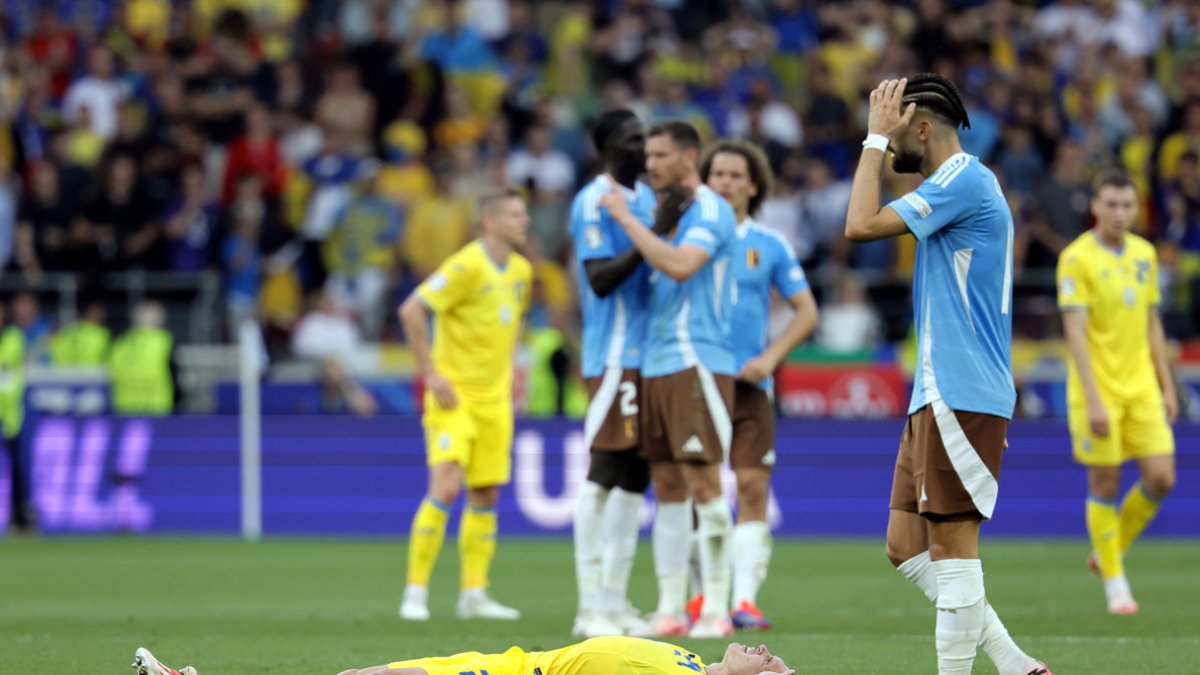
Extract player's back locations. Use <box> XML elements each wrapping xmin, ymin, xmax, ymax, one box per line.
<box><xmin>643</xmin><ymin>185</ymin><xmax>737</xmax><ymax>378</ymax></box>
<box><xmin>1057</xmin><ymin>231</ymin><xmax>1160</xmax><ymax>404</ymax></box>
<box><xmin>731</xmin><ymin>219</ymin><xmax>810</xmax><ymax>391</ymax></box>
<box><xmin>530</xmin><ymin>636</ymin><xmax>708</xmax><ymax>675</ymax></box>
<box><xmin>569</xmin><ymin>176</ymin><xmax>656</xmax><ymax>377</ymax></box>
<box><xmin>899</xmin><ymin>153</ymin><xmax>1016</xmax><ymax>418</ymax></box>
<box><xmin>419</xmin><ymin>240</ymin><xmax>532</xmax><ymax>402</ymax></box>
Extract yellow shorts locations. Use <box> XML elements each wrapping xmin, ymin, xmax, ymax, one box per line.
<box><xmin>422</xmin><ymin>393</ymin><xmax>514</xmax><ymax>488</ymax></box>
<box><xmin>1069</xmin><ymin>399</ymin><xmax>1175</xmax><ymax>466</ymax></box>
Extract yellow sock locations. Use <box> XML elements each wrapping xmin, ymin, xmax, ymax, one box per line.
<box><xmin>1119</xmin><ymin>482</ymin><xmax>1162</xmax><ymax>554</ymax></box>
<box><xmin>1086</xmin><ymin>495</ymin><xmax>1123</xmax><ymax>579</ymax></box>
<box><xmin>459</xmin><ymin>505</ymin><xmax>497</xmax><ymax>590</ymax></box>
<box><xmin>407</xmin><ymin>498</ymin><xmax>451</xmax><ymax>587</ymax></box>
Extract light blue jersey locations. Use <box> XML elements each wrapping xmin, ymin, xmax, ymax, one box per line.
<box><xmin>643</xmin><ymin>185</ymin><xmax>738</xmax><ymax>377</ymax></box>
<box><xmin>731</xmin><ymin>218</ymin><xmax>810</xmax><ymax>391</ymax></box>
<box><xmin>569</xmin><ymin>175</ymin><xmax>657</xmax><ymax>378</ymax></box>
<box><xmin>888</xmin><ymin>152</ymin><xmax>1016</xmax><ymax>419</ymax></box>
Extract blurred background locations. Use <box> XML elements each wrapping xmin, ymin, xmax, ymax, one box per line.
<box><xmin>0</xmin><ymin>0</ymin><xmax>1197</xmax><ymax>539</ymax></box>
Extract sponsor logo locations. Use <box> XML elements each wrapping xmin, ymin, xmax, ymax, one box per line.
<box><xmin>902</xmin><ymin>192</ymin><xmax>933</xmax><ymax>218</ymax></box>
<box><xmin>682</xmin><ymin>435</ymin><xmax>704</xmax><ymax>453</ymax></box>
<box><xmin>762</xmin><ymin>449</ymin><xmax>776</xmax><ymax>466</ymax></box>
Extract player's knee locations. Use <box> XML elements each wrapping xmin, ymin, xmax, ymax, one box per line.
<box><xmin>1144</xmin><ymin>471</ymin><xmax>1176</xmax><ymax>498</ymax></box>
<box><xmin>1087</xmin><ymin>468</ymin><xmax>1121</xmax><ymax>499</ymax></box>
<box><xmin>885</xmin><ymin>541</ymin><xmax>914</xmax><ymax>568</ymax></box>
<box><xmin>467</xmin><ymin>486</ymin><xmax>499</xmax><ymax>508</ymax></box>
<box><xmin>430</xmin><ymin>482</ymin><xmax>461</xmax><ymax>504</ymax></box>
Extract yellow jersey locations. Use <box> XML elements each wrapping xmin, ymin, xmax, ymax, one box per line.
<box><xmin>388</xmin><ymin>637</ymin><xmax>708</xmax><ymax>675</ymax></box>
<box><xmin>417</xmin><ymin>240</ymin><xmax>532</xmax><ymax>404</ymax></box>
<box><xmin>1057</xmin><ymin>231</ymin><xmax>1161</xmax><ymax>405</ymax></box>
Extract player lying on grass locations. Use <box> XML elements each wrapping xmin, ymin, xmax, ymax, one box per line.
<box><xmin>132</xmin><ymin>637</ymin><xmax>795</xmax><ymax>675</ymax></box>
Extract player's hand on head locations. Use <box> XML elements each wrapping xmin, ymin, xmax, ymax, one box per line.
<box><xmin>867</xmin><ymin>77</ymin><xmax>917</xmax><ymax>140</ymax></box>
<box><xmin>654</xmin><ymin>186</ymin><xmax>693</xmax><ymax>235</ymax></box>
<box><xmin>426</xmin><ymin>372</ymin><xmax>458</xmax><ymax>410</ymax></box>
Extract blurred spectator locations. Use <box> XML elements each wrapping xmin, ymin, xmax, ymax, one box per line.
<box><xmin>12</xmin><ymin>291</ymin><xmax>52</xmax><ymax>361</ymax></box>
<box><xmin>298</xmin><ymin>144</ymin><xmax>360</xmax><ymax>289</ymax></box>
<box><xmin>504</xmin><ymin>122</ymin><xmax>575</xmax><ymax>202</ymax></box>
<box><xmin>63</xmin><ymin>45</ymin><xmax>125</xmax><ymax>141</ymax></box>
<box><xmin>996</xmin><ymin>125</ymin><xmax>1045</xmax><ymax>200</ymax></box>
<box><xmin>13</xmin><ymin>163</ymin><xmax>82</xmax><ymax>274</ymax></box>
<box><xmin>727</xmin><ymin>75</ymin><xmax>802</xmax><ymax>154</ymax></box>
<box><xmin>420</xmin><ymin>0</ymin><xmax>499</xmax><ymax>74</ymax></box>
<box><xmin>799</xmin><ymin>158</ymin><xmax>853</xmax><ymax>270</ymax></box>
<box><xmin>377</xmin><ymin>119</ymin><xmax>435</xmax><ymax>208</ymax></box>
<box><xmin>0</xmin><ymin>297</ymin><xmax>33</xmax><ymax>533</ymax></box>
<box><xmin>222</xmin><ymin>176</ymin><xmax>265</xmax><ymax>329</ymax></box>
<box><xmin>291</xmin><ymin>290</ymin><xmax>365</xmax><ymax>363</ymax></box>
<box><xmin>315</xmin><ymin>357</ymin><xmax>379</xmax><ymax>417</ymax></box>
<box><xmin>402</xmin><ymin>165</ymin><xmax>472</xmax><ymax>281</ymax></box>
<box><xmin>163</xmin><ymin>163</ymin><xmax>220</xmax><ymax>273</ymax></box>
<box><xmin>0</xmin><ymin>164</ymin><xmax>15</xmax><ymax>271</ymax></box>
<box><xmin>50</xmin><ymin>298</ymin><xmax>111</xmax><ymax>367</ymax></box>
<box><xmin>110</xmin><ymin>300</ymin><xmax>175</xmax><ymax>416</ymax></box>
<box><xmin>222</xmin><ymin>103</ymin><xmax>286</xmax><ymax>204</ymax></box>
<box><xmin>803</xmin><ymin>63</ymin><xmax>852</xmax><ymax>178</ymax></box>
<box><xmin>315</xmin><ymin>61</ymin><xmax>376</xmax><ymax>155</ymax></box>
<box><xmin>323</xmin><ymin>162</ymin><xmax>403</xmax><ymax>337</ymax></box>
<box><xmin>1027</xmin><ymin>140</ymin><xmax>1092</xmax><ymax>271</ymax></box>
<box><xmin>83</xmin><ymin>153</ymin><xmax>163</xmax><ymax>270</ymax></box>
<box><xmin>1159</xmin><ymin>99</ymin><xmax>1200</xmax><ymax>183</ymax></box>
<box><xmin>815</xmin><ymin>272</ymin><xmax>882</xmax><ymax>354</ymax></box>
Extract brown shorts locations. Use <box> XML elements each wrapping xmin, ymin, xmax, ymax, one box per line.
<box><xmin>890</xmin><ymin>402</ymin><xmax>1007</xmax><ymax>520</ymax></box>
<box><xmin>730</xmin><ymin>382</ymin><xmax>776</xmax><ymax>470</ymax></box>
<box><xmin>584</xmin><ymin>368</ymin><xmax>640</xmax><ymax>451</ymax></box>
<box><xmin>641</xmin><ymin>366</ymin><xmax>735</xmax><ymax>465</ymax></box>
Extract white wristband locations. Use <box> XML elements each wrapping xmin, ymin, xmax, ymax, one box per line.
<box><xmin>862</xmin><ymin>134</ymin><xmax>890</xmax><ymax>152</ymax></box>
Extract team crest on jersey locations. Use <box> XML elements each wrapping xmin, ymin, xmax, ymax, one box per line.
<box><xmin>513</xmin><ymin>281</ymin><xmax>528</xmax><ymax>305</ymax></box>
<box><xmin>746</xmin><ymin>248</ymin><xmax>761</xmax><ymax>269</ymax></box>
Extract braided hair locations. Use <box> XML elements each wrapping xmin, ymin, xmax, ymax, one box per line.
<box><xmin>902</xmin><ymin>73</ymin><xmax>971</xmax><ymax>130</ymax></box>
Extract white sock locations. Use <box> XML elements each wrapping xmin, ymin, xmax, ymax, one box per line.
<box><xmin>687</xmin><ymin>529</ymin><xmax>702</xmax><ymax>599</ymax></box>
<box><xmin>897</xmin><ymin>551</ymin><xmax>1031</xmax><ymax>675</ymax></box>
<box><xmin>403</xmin><ymin>584</ymin><xmax>428</xmax><ymax>605</ymax></box>
<box><xmin>695</xmin><ymin>497</ymin><xmax>734</xmax><ymax>618</ymax></box>
<box><xmin>897</xmin><ymin>550</ymin><xmax>939</xmax><ymax>602</ymax></box>
<box><xmin>933</xmin><ymin>559</ymin><xmax>986</xmax><ymax>675</ymax></box>
<box><xmin>600</xmin><ymin>488</ymin><xmax>643</xmax><ymax>614</ymax></box>
<box><xmin>653</xmin><ymin>501</ymin><xmax>690</xmax><ymax>617</ymax></box>
<box><xmin>573</xmin><ymin>480</ymin><xmax>608</xmax><ymax>614</ymax></box>
<box><xmin>732</xmin><ymin>520</ymin><xmax>772</xmax><ymax>606</ymax></box>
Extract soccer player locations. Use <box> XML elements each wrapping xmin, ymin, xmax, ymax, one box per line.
<box><xmin>844</xmin><ymin>75</ymin><xmax>1050</xmax><ymax>675</ymax></box>
<box><xmin>132</xmin><ymin>639</ymin><xmax>796</xmax><ymax>675</ymax></box>
<box><xmin>396</xmin><ymin>188</ymin><xmax>533</xmax><ymax>621</ymax></box>
<box><xmin>600</xmin><ymin>120</ymin><xmax>739</xmax><ymax>639</ymax></box>
<box><xmin>1057</xmin><ymin>169</ymin><xmax>1178</xmax><ymax>615</ymax></box>
<box><xmin>698</xmin><ymin>140</ymin><xmax>819</xmax><ymax>630</ymax></box>
<box><xmin>569</xmin><ymin>109</ymin><xmax>681</xmax><ymax>637</ymax></box>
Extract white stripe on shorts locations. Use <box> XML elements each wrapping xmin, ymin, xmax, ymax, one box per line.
<box><xmin>930</xmin><ymin>397</ymin><xmax>998</xmax><ymax>519</ymax></box>
<box><xmin>583</xmin><ymin>366</ymin><xmax>623</xmax><ymax>449</ymax></box>
<box><xmin>696</xmin><ymin>365</ymin><xmax>733</xmax><ymax>461</ymax></box>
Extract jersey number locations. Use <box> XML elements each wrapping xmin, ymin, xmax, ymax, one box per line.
<box><xmin>674</xmin><ymin>651</ymin><xmax>702</xmax><ymax>673</ymax></box>
<box><xmin>619</xmin><ymin>381</ymin><xmax>638</xmax><ymax>416</ymax></box>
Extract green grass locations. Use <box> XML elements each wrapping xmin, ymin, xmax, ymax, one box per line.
<box><xmin>1</xmin><ymin>537</ymin><xmax>1198</xmax><ymax>674</ymax></box>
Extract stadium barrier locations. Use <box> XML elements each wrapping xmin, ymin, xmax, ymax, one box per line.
<box><xmin>5</xmin><ymin>416</ymin><xmax>1196</xmax><ymax>538</ymax></box>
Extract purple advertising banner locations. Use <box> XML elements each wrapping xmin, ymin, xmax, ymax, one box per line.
<box><xmin>6</xmin><ymin>416</ymin><xmax>1198</xmax><ymax>537</ymax></box>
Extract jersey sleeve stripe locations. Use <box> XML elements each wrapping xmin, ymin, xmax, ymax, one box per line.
<box><xmin>582</xmin><ymin>181</ymin><xmax>607</xmax><ymax>222</ymax></box>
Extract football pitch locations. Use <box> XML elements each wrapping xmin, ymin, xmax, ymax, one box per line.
<box><xmin>2</xmin><ymin>537</ymin><xmax>1198</xmax><ymax>674</ymax></box>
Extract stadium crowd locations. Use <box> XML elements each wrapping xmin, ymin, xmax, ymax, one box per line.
<box><xmin>1</xmin><ymin>0</ymin><xmax>1200</xmax><ymax>358</ymax></box>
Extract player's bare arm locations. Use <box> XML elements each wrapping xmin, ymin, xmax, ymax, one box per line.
<box><xmin>398</xmin><ymin>295</ymin><xmax>457</xmax><ymax>410</ymax></box>
<box><xmin>584</xmin><ymin>247</ymin><xmax>649</xmax><ymax>298</ymax></box>
<box><xmin>1147</xmin><ymin>307</ymin><xmax>1179</xmax><ymax>423</ymax></box>
<box><xmin>738</xmin><ymin>289</ymin><xmax>818</xmax><ymax>384</ymax></box>
<box><xmin>1061</xmin><ymin>308</ymin><xmax>1109</xmax><ymax>436</ymax></box>
<box><xmin>599</xmin><ymin>184</ymin><xmax>709</xmax><ymax>282</ymax></box>
<box><xmin>845</xmin><ymin>78</ymin><xmax>918</xmax><ymax>242</ymax></box>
